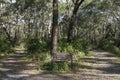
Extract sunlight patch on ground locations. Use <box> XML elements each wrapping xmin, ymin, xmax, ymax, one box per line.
<box><xmin>19</xmin><ymin>70</ymin><xmax>39</xmax><ymax>75</ymax></box>
<box><xmin>7</xmin><ymin>74</ymin><xmax>29</xmax><ymax>79</ymax></box>
<box><xmin>0</xmin><ymin>68</ymin><xmax>12</xmax><ymax>71</ymax></box>
<box><xmin>1</xmin><ymin>60</ymin><xmax>18</xmax><ymax>63</ymax></box>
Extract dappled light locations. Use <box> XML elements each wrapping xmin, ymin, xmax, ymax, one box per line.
<box><xmin>0</xmin><ymin>0</ymin><xmax>120</xmax><ymax>80</ymax></box>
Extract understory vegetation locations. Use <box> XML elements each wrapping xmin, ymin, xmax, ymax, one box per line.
<box><xmin>0</xmin><ymin>0</ymin><xmax>120</xmax><ymax>72</ymax></box>
<box><xmin>0</xmin><ymin>37</ymin><xmax>14</xmax><ymax>59</ymax></box>
<box><xmin>98</xmin><ymin>38</ymin><xmax>120</xmax><ymax>57</ymax></box>
<box><xmin>25</xmin><ymin>38</ymin><xmax>91</xmax><ymax>71</ymax></box>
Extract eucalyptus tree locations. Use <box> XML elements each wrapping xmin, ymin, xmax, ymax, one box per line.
<box><xmin>0</xmin><ymin>0</ymin><xmax>17</xmax><ymax>46</ymax></box>
<box><xmin>51</xmin><ymin>0</ymin><xmax>59</xmax><ymax>55</ymax></box>
<box><xmin>75</xmin><ymin>0</ymin><xmax>120</xmax><ymax>43</ymax></box>
<box><xmin>67</xmin><ymin>0</ymin><xmax>85</xmax><ymax>43</ymax></box>
<box><xmin>0</xmin><ymin>0</ymin><xmax>52</xmax><ymax>46</ymax></box>
<box><xmin>58</xmin><ymin>0</ymin><xmax>94</xmax><ymax>42</ymax></box>
<box><xmin>6</xmin><ymin>0</ymin><xmax>52</xmax><ymax>40</ymax></box>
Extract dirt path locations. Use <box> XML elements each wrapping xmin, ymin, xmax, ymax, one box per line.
<box><xmin>0</xmin><ymin>51</ymin><xmax>39</xmax><ymax>80</ymax></box>
<box><xmin>77</xmin><ymin>50</ymin><xmax>120</xmax><ymax>80</ymax></box>
<box><xmin>0</xmin><ymin>50</ymin><xmax>120</xmax><ymax>80</ymax></box>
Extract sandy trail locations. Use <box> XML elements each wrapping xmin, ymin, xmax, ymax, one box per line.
<box><xmin>0</xmin><ymin>50</ymin><xmax>120</xmax><ymax>80</ymax></box>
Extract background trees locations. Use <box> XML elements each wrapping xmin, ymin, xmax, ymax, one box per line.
<box><xmin>0</xmin><ymin>0</ymin><xmax>120</xmax><ymax>71</ymax></box>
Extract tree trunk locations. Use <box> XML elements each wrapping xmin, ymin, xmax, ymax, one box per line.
<box><xmin>67</xmin><ymin>0</ymin><xmax>84</xmax><ymax>43</ymax></box>
<box><xmin>2</xmin><ymin>27</ymin><xmax>14</xmax><ymax>46</ymax></box>
<box><xmin>51</xmin><ymin>0</ymin><xmax>59</xmax><ymax>55</ymax></box>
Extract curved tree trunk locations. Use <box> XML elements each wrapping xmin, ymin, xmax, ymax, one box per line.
<box><xmin>67</xmin><ymin>0</ymin><xmax>84</xmax><ymax>43</ymax></box>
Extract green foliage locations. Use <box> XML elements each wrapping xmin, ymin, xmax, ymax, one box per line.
<box><xmin>25</xmin><ymin>37</ymin><xmax>91</xmax><ymax>71</ymax></box>
<box><xmin>111</xmin><ymin>46</ymin><xmax>120</xmax><ymax>56</ymax></box>
<box><xmin>42</xmin><ymin>61</ymin><xmax>71</xmax><ymax>72</ymax></box>
<box><xmin>98</xmin><ymin>38</ymin><xmax>120</xmax><ymax>50</ymax></box>
<box><xmin>98</xmin><ymin>38</ymin><xmax>120</xmax><ymax>56</ymax></box>
<box><xmin>113</xmin><ymin>39</ymin><xmax>120</xmax><ymax>48</ymax></box>
<box><xmin>57</xmin><ymin>38</ymin><xmax>91</xmax><ymax>64</ymax></box>
<box><xmin>25</xmin><ymin>38</ymin><xmax>51</xmax><ymax>70</ymax></box>
<box><xmin>58</xmin><ymin>43</ymin><xmax>74</xmax><ymax>53</ymax></box>
<box><xmin>26</xmin><ymin>38</ymin><xmax>50</xmax><ymax>53</ymax></box>
<box><xmin>26</xmin><ymin>38</ymin><xmax>41</xmax><ymax>53</ymax></box>
<box><xmin>98</xmin><ymin>39</ymin><xmax>111</xmax><ymax>50</ymax></box>
<box><xmin>58</xmin><ymin>38</ymin><xmax>91</xmax><ymax>55</ymax></box>
<box><xmin>0</xmin><ymin>38</ymin><xmax>13</xmax><ymax>53</ymax></box>
<box><xmin>52</xmin><ymin>62</ymin><xmax>71</xmax><ymax>71</ymax></box>
<box><xmin>73</xmin><ymin>39</ymin><xmax>91</xmax><ymax>54</ymax></box>
<box><xmin>35</xmin><ymin>52</ymin><xmax>51</xmax><ymax>70</ymax></box>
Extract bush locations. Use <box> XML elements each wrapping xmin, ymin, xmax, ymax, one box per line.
<box><xmin>58</xmin><ymin>38</ymin><xmax>91</xmax><ymax>54</ymax></box>
<box><xmin>26</xmin><ymin>38</ymin><xmax>50</xmax><ymax>53</ymax></box>
<box><xmin>98</xmin><ymin>38</ymin><xmax>114</xmax><ymax>50</ymax></box>
<box><xmin>111</xmin><ymin>46</ymin><xmax>120</xmax><ymax>56</ymax></box>
<box><xmin>0</xmin><ymin>38</ymin><xmax>13</xmax><ymax>53</ymax></box>
<box><xmin>114</xmin><ymin>39</ymin><xmax>120</xmax><ymax>48</ymax></box>
<box><xmin>52</xmin><ymin>62</ymin><xmax>71</xmax><ymax>71</ymax></box>
<box><xmin>73</xmin><ymin>39</ymin><xmax>91</xmax><ymax>54</ymax></box>
<box><xmin>42</xmin><ymin>61</ymin><xmax>71</xmax><ymax>72</ymax></box>
<box><xmin>26</xmin><ymin>38</ymin><xmax>91</xmax><ymax>71</ymax></box>
<box><xmin>25</xmin><ymin>38</ymin><xmax>51</xmax><ymax>70</ymax></box>
<box><xmin>26</xmin><ymin>38</ymin><xmax>41</xmax><ymax>53</ymax></box>
<box><xmin>98</xmin><ymin>38</ymin><xmax>120</xmax><ymax>56</ymax></box>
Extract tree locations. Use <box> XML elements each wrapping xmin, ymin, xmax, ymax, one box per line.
<box><xmin>51</xmin><ymin>0</ymin><xmax>59</xmax><ymax>55</ymax></box>
<box><xmin>74</xmin><ymin>0</ymin><xmax>120</xmax><ymax>43</ymax></box>
<box><xmin>67</xmin><ymin>0</ymin><xmax>85</xmax><ymax>43</ymax></box>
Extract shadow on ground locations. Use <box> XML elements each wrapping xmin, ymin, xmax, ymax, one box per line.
<box><xmin>0</xmin><ymin>51</ymin><xmax>75</xmax><ymax>80</ymax></box>
<box><xmin>79</xmin><ymin>50</ymin><xmax>120</xmax><ymax>74</ymax></box>
<box><xmin>0</xmin><ymin>50</ymin><xmax>120</xmax><ymax>80</ymax></box>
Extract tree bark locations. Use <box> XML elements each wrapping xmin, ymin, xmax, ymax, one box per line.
<box><xmin>51</xmin><ymin>0</ymin><xmax>59</xmax><ymax>55</ymax></box>
<box><xmin>2</xmin><ymin>27</ymin><xmax>14</xmax><ymax>46</ymax></box>
<box><xmin>67</xmin><ymin>0</ymin><xmax>84</xmax><ymax>43</ymax></box>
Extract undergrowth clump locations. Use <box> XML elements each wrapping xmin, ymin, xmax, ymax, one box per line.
<box><xmin>0</xmin><ymin>37</ymin><xmax>14</xmax><ymax>59</ymax></box>
<box><xmin>0</xmin><ymin>37</ymin><xmax>13</xmax><ymax>53</ymax></box>
<box><xmin>58</xmin><ymin>38</ymin><xmax>91</xmax><ymax>59</ymax></box>
<box><xmin>98</xmin><ymin>38</ymin><xmax>120</xmax><ymax>56</ymax></box>
<box><xmin>25</xmin><ymin>38</ymin><xmax>91</xmax><ymax>72</ymax></box>
<box><xmin>25</xmin><ymin>38</ymin><xmax>51</xmax><ymax>69</ymax></box>
<box><xmin>42</xmin><ymin>61</ymin><xmax>71</xmax><ymax>72</ymax></box>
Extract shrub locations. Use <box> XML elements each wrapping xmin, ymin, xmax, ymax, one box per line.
<box><xmin>111</xmin><ymin>46</ymin><xmax>120</xmax><ymax>56</ymax></box>
<box><xmin>98</xmin><ymin>38</ymin><xmax>114</xmax><ymax>50</ymax></box>
<box><xmin>73</xmin><ymin>39</ymin><xmax>91</xmax><ymax>55</ymax></box>
<box><xmin>26</xmin><ymin>38</ymin><xmax>41</xmax><ymax>53</ymax></box>
<box><xmin>58</xmin><ymin>38</ymin><xmax>91</xmax><ymax>55</ymax></box>
<box><xmin>25</xmin><ymin>38</ymin><xmax>51</xmax><ymax>70</ymax></box>
<box><xmin>42</xmin><ymin>61</ymin><xmax>71</xmax><ymax>72</ymax></box>
<box><xmin>0</xmin><ymin>38</ymin><xmax>13</xmax><ymax>53</ymax></box>
<box><xmin>26</xmin><ymin>38</ymin><xmax>50</xmax><ymax>53</ymax></box>
<box><xmin>114</xmin><ymin>39</ymin><xmax>120</xmax><ymax>48</ymax></box>
<box><xmin>26</xmin><ymin>38</ymin><xmax>91</xmax><ymax>71</ymax></box>
<box><xmin>52</xmin><ymin>62</ymin><xmax>70</xmax><ymax>71</ymax></box>
<box><xmin>98</xmin><ymin>38</ymin><xmax>120</xmax><ymax>56</ymax></box>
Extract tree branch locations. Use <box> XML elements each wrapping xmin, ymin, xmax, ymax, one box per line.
<box><xmin>72</xmin><ymin>0</ymin><xmax>75</xmax><ymax>4</ymax></box>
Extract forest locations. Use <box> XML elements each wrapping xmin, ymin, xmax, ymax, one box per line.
<box><xmin>0</xmin><ymin>0</ymin><xmax>120</xmax><ymax>80</ymax></box>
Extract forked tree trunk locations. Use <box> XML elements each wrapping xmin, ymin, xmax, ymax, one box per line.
<box><xmin>67</xmin><ymin>0</ymin><xmax>84</xmax><ymax>43</ymax></box>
